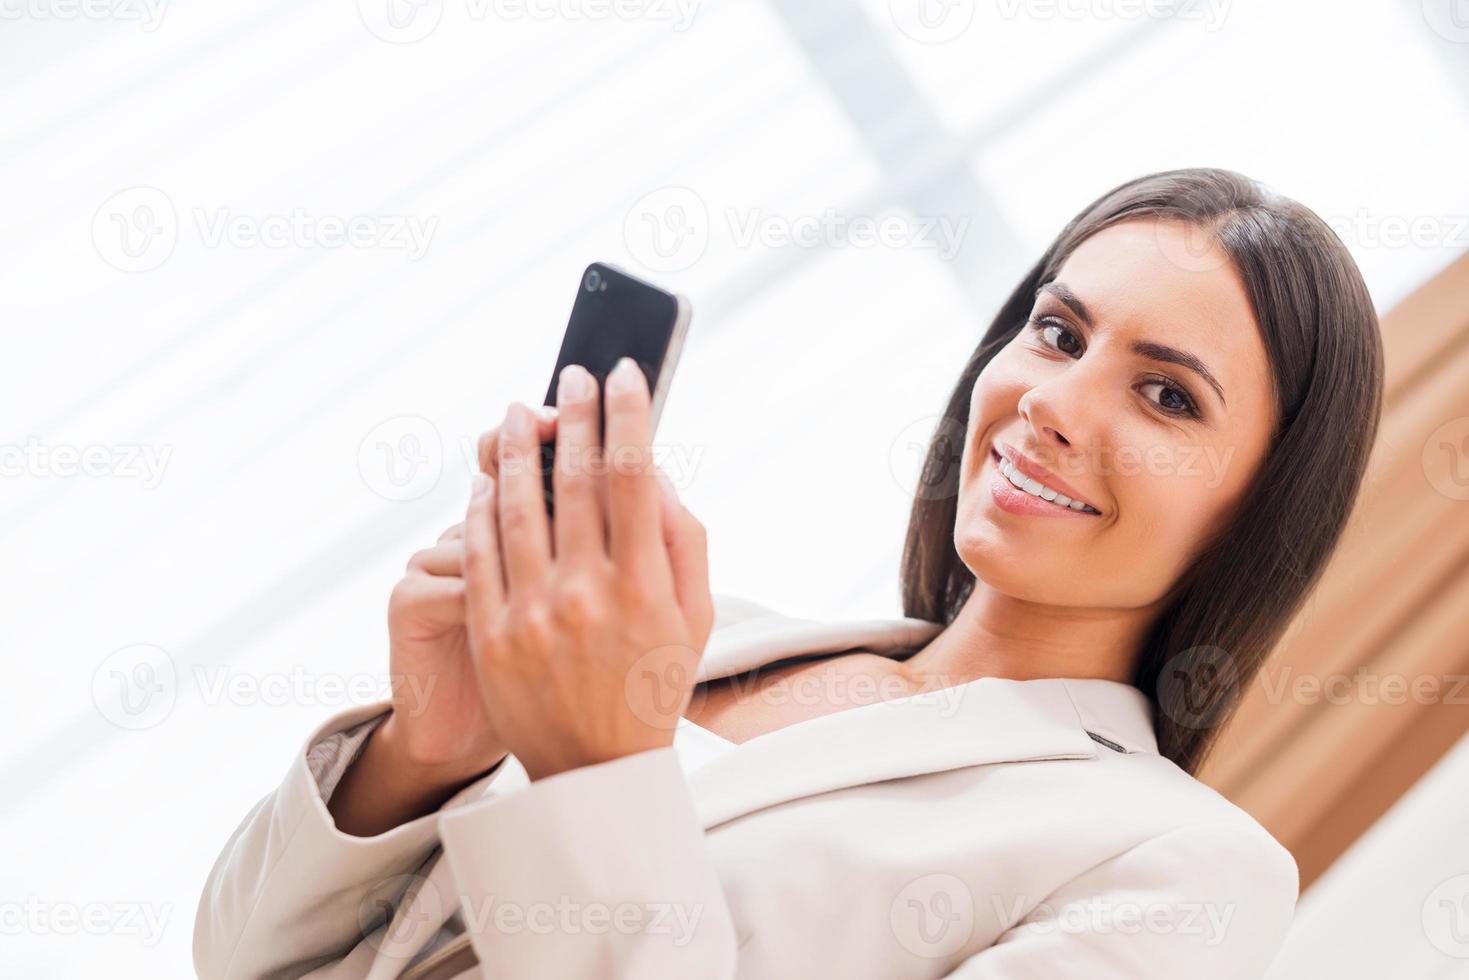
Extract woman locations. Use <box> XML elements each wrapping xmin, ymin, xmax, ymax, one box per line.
<box><xmin>194</xmin><ymin>168</ymin><xmax>1384</xmax><ymax>979</ymax></box>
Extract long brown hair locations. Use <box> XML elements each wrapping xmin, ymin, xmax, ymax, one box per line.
<box><xmin>900</xmin><ymin>168</ymin><xmax>1385</xmax><ymax>775</ymax></box>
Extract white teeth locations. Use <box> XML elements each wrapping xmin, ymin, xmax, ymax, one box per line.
<box><xmin>998</xmin><ymin>457</ymin><xmax>1098</xmax><ymax>514</ymax></box>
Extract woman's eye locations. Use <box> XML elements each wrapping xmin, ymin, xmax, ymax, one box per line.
<box><xmin>1028</xmin><ymin>316</ymin><xmax>1083</xmax><ymax>357</ymax></box>
<box><xmin>1139</xmin><ymin>377</ymin><xmax>1201</xmax><ymax>419</ymax></box>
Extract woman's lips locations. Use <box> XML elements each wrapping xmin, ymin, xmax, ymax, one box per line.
<box><xmin>986</xmin><ymin>447</ymin><xmax>1101</xmax><ymax>519</ymax></box>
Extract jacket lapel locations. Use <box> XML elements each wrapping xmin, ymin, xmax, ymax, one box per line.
<box><xmin>684</xmin><ymin>598</ymin><xmax>1110</xmax><ymax>830</ymax></box>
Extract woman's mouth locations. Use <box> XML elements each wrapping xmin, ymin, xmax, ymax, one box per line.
<box><xmin>987</xmin><ymin>446</ymin><xmax>1103</xmax><ymax>518</ymax></box>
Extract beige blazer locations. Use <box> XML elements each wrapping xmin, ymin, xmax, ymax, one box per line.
<box><xmin>194</xmin><ymin>593</ymin><xmax>1298</xmax><ymax>979</ymax></box>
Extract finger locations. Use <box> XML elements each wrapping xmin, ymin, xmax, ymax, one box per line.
<box><xmin>551</xmin><ymin>364</ymin><xmax>606</xmax><ymax>566</ymax></box>
<box><xmin>394</xmin><ymin>572</ymin><xmax>468</xmax><ymax>626</ymax></box>
<box><xmin>603</xmin><ymin>357</ymin><xmax>667</xmax><ymax>583</ymax></box>
<box><xmin>478</xmin><ymin>410</ymin><xmax>558</xmax><ymax>476</ymax></box>
<box><xmin>463</xmin><ymin>474</ymin><xmax>505</xmax><ymax>630</ymax></box>
<box><xmin>496</xmin><ymin>402</ymin><xmax>553</xmax><ymax>592</ymax></box>
<box><xmin>656</xmin><ymin>470</ymin><xmax>713</xmax><ymax>634</ymax></box>
<box><xmin>407</xmin><ymin>541</ymin><xmax>464</xmax><ymax>577</ymax></box>
<box><xmin>437</xmin><ymin>522</ymin><xmax>465</xmax><ymax>543</ymax></box>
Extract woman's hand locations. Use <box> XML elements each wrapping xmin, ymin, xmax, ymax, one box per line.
<box><xmin>375</xmin><ymin>405</ymin><xmax>560</xmax><ymax>781</ymax></box>
<box><xmin>327</xmin><ymin>410</ymin><xmax>563</xmax><ymax>837</ymax></box>
<box><xmin>462</xmin><ymin>358</ymin><xmax>714</xmax><ymax>782</ymax></box>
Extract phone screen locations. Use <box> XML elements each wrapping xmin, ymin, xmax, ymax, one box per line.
<box><xmin>538</xmin><ymin>262</ymin><xmax>684</xmax><ymax>513</ymax></box>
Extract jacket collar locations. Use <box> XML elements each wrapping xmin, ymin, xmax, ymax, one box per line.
<box><xmin>684</xmin><ymin>594</ymin><xmax>1159</xmax><ymax>830</ymax></box>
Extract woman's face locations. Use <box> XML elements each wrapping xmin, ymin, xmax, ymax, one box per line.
<box><xmin>955</xmin><ymin>217</ymin><xmax>1278</xmax><ymax>610</ymax></box>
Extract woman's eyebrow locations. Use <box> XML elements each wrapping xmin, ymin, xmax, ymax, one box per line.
<box><xmin>1132</xmin><ymin>340</ymin><xmax>1227</xmax><ymax>408</ymax></box>
<box><xmin>1037</xmin><ymin>281</ymin><xmax>1227</xmax><ymax>408</ymax></box>
<box><xmin>1037</xmin><ymin>281</ymin><xmax>1093</xmax><ymax>326</ymax></box>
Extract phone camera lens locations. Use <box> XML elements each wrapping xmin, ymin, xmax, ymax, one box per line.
<box><xmin>585</xmin><ymin>269</ymin><xmax>602</xmax><ymax>292</ymax></box>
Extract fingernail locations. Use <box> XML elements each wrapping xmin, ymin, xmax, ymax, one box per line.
<box><xmin>606</xmin><ymin>356</ymin><xmax>642</xmax><ymax>395</ymax></box>
<box><xmin>558</xmin><ymin>364</ymin><xmax>594</xmax><ymax>404</ymax></box>
<box><xmin>535</xmin><ymin>405</ymin><xmax>559</xmax><ymax>422</ymax></box>
<box><xmin>472</xmin><ymin>472</ymin><xmax>490</xmax><ymax>497</ymax></box>
<box><xmin>655</xmin><ymin>468</ymin><xmax>676</xmax><ymax>496</ymax></box>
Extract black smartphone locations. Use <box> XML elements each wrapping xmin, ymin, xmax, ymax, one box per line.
<box><xmin>538</xmin><ymin>262</ymin><xmax>692</xmax><ymax>514</ymax></box>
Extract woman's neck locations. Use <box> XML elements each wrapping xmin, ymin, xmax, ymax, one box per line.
<box><xmin>897</xmin><ymin>581</ymin><xmax>1155</xmax><ymax>690</ymax></box>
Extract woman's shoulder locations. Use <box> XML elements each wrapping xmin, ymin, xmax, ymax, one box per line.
<box><xmin>1100</xmin><ymin>748</ymin><xmax>1300</xmax><ymax>900</ymax></box>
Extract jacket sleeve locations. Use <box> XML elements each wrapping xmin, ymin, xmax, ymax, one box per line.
<box><xmin>191</xmin><ymin>703</ymin><xmax>509</xmax><ymax>980</ymax></box>
<box><xmin>436</xmin><ymin>745</ymin><xmax>739</xmax><ymax>979</ymax></box>
<box><xmin>942</xmin><ymin>819</ymin><xmax>1299</xmax><ymax>979</ymax></box>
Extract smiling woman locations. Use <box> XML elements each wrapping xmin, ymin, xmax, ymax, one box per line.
<box><xmin>904</xmin><ymin>167</ymin><xmax>1386</xmax><ymax>775</ymax></box>
<box><xmin>193</xmin><ymin>167</ymin><xmax>1385</xmax><ymax>980</ymax></box>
